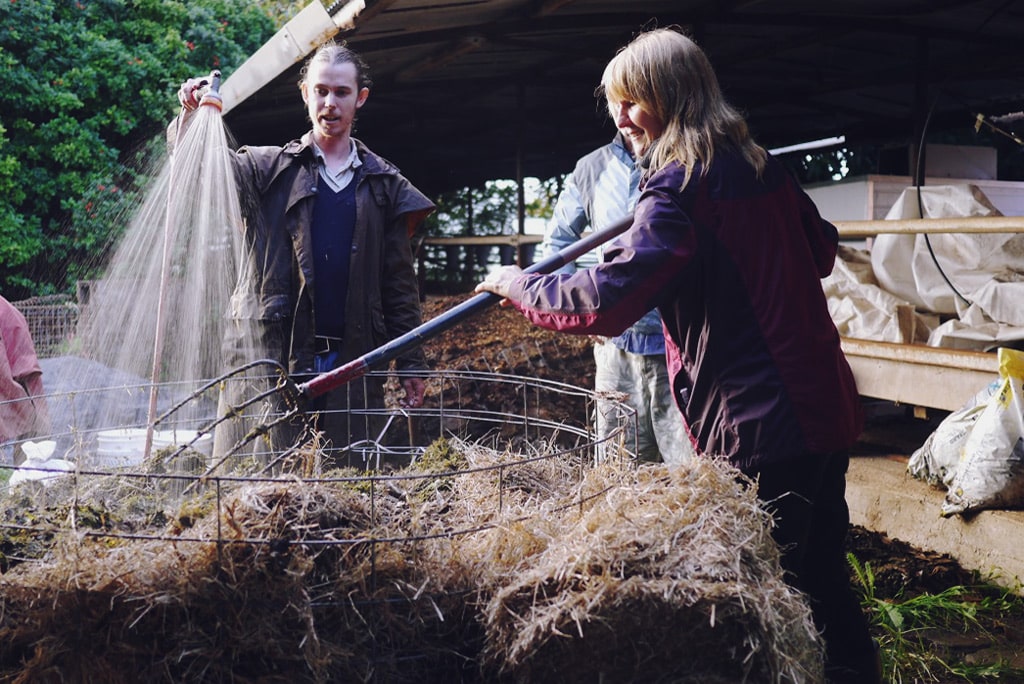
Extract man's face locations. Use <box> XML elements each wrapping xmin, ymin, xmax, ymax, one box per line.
<box><xmin>301</xmin><ymin>61</ymin><xmax>369</xmax><ymax>142</ymax></box>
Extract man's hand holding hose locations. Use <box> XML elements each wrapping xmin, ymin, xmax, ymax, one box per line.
<box><xmin>177</xmin><ymin>78</ymin><xmax>204</xmax><ymax>111</ymax></box>
<box><xmin>176</xmin><ymin>70</ymin><xmax>223</xmax><ymax>112</ymax></box>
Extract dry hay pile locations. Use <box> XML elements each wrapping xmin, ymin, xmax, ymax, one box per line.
<box><xmin>0</xmin><ymin>449</ymin><xmax>480</xmax><ymax>683</ymax></box>
<box><xmin>0</xmin><ymin>441</ymin><xmax>821</xmax><ymax>683</ymax></box>
<box><xmin>476</xmin><ymin>461</ymin><xmax>824</xmax><ymax>684</ymax></box>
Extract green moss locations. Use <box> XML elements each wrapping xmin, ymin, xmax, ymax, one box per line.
<box><xmin>172</xmin><ymin>491</ymin><xmax>217</xmax><ymax>533</ymax></box>
<box><xmin>415</xmin><ymin>438</ymin><xmax>468</xmax><ymax>473</ymax></box>
<box><xmin>402</xmin><ymin>438</ymin><xmax>469</xmax><ymax>502</ymax></box>
<box><xmin>0</xmin><ymin>499</ymin><xmax>62</xmax><ymax>570</ymax></box>
<box><xmin>321</xmin><ymin>467</ymin><xmax>378</xmax><ymax>495</ymax></box>
<box><xmin>65</xmin><ymin>503</ymin><xmax>115</xmax><ymax>529</ymax></box>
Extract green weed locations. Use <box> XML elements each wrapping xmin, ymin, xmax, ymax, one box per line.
<box><xmin>850</xmin><ymin>553</ymin><xmax>1024</xmax><ymax>682</ymax></box>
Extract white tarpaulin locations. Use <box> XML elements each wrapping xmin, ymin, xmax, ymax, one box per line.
<box><xmin>823</xmin><ymin>245</ymin><xmax>937</xmax><ymax>344</ymax></box>
<box><xmin>829</xmin><ymin>184</ymin><xmax>1024</xmax><ymax>351</ymax></box>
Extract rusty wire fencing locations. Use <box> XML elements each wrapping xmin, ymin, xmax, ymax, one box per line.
<box><xmin>10</xmin><ymin>295</ymin><xmax>79</xmax><ymax>358</ymax></box>
<box><xmin>0</xmin><ymin>369</ymin><xmax>637</xmax><ymax>561</ymax></box>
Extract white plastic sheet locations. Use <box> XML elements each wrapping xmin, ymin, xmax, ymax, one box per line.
<box><xmin>823</xmin><ymin>245</ymin><xmax>936</xmax><ymax>344</ymax></box>
<box><xmin>829</xmin><ymin>184</ymin><xmax>1024</xmax><ymax>351</ymax></box>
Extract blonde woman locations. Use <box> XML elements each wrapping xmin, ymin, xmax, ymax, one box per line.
<box><xmin>478</xmin><ymin>28</ymin><xmax>879</xmax><ymax>683</ymax></box>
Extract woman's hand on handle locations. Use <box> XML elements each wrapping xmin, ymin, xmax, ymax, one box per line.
<box><xmin>475</xmin><ymin>265</ymin><xmax>524</xmax><ymax>305</ymax></box>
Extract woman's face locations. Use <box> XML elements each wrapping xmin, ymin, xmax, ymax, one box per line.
<box><xmin>611</xmin><ymin>99</ymin><xmax>664</xmax><ymax>156</ymax></box>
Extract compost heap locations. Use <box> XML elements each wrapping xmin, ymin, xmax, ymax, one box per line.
<box><xmin>0</xmin><ymin>439</ymin><xmax>821</xmax><ymax>683</ymax></box>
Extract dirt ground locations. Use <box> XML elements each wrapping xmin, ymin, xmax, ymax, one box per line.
<box><xmin>419</xmin><ymin>293</ymin><xmax>1024</xmax><ymax>682</ymax></box>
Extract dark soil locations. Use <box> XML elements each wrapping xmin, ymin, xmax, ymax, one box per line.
<box><xmin>420</xmin><ymin>293</ymin><xmax>1024</xmax><ymax>683</ymax></box>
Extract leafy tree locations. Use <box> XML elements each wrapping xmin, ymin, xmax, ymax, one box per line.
<box><xmin>419</xmin><ymin>178</ymin><xmax>561</xmax><ymax>289</ymax></box>
<box><xmin>778</xmin><ymin>145</ymin><xmax>878</xmax><ymax>185</ymax></box>
<box><xmin>0</xmin><ymin>0</ymin><xmax>275</xmax><ymax>299</ymax></box>
<box><xmin>258</xmin><ymin>0</ymin><xmax>311</xmax><ymax>29</ymax></box>
<box><xmin>420</xmin><ymin>184</ymin><xmax>502</xmax><ymax>289</ymax></box>
<box><xmin>527</xmin><ymin>175</ymin><xmax>562</xmax><ymax>218</ymax></box>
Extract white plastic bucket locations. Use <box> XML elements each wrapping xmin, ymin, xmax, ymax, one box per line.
<box><xmin>95</xmin><ymin>428</ymin><xmax>149</xmax><ymax>468</ymax></box>
<box><xmin>94</xmin><ymin>428</ymin><xmax>213</xmax><ymax>469</ymax></box>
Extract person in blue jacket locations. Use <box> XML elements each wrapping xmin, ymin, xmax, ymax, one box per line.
<box><xmin>542</xmin><ymin>132</ymin><xmax>690</xmax><ymax>465</ymax></box>
<box><xmin>477</xmin><ymin>27</ymin><xmax>879</xmax><ymax>683</ymax></box>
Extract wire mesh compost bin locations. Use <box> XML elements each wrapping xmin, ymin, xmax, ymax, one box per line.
<box><xmin>0</xmin><ymin>368</ymin><xmax>640</xmax><ymax>680</ymax></box>
<box><xmin>1</xmin><ymin>369</ymin><xmax>823</xmax><ymax>684</ymax></box>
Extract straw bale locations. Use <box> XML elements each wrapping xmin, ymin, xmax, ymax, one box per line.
<box><xmin>442</xmin><ymin>438</ymin><xmax>585</xmax><ymax>520</ymax></box>
<box><xmin>1</xmin><ymin>439</ymin><xmax>822</xmax><ymax>683</ymax></box>
<box><xmin>479</xmin><ymin>458</ymin><xmax>825</xmax><ymax>683</ymax></box>
<box><xmin>0</xmin><ymin>478</ymin><xmax>477</xmax><ymax>682</ymax></box>
<box><xmin>409</xmin><ymin>439</ymin><xmax>584</xmax><ymax>578</ymax></box>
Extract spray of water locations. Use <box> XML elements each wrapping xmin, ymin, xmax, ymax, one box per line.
<box><xmin>71</xmin><ymin>104</ymin><xmax>256</xmax><ymax>436</ymax></box>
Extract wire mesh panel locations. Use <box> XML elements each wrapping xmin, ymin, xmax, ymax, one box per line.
<box><xmin>0</xmin><ymin>368</ymin><xmax>639</xmax><ymax>680</ymax></box>
<box><xmin>10</xmin><ymin>295</ymin><xmax>78</xmax><ymax>358</ymax></box>
<box><xmin>1</xmin><ymin>369</ymin><xmax>636</xmax><ymax>555</ymax></box>
<box><xmin>0</xmin><ymin>371</ymin><xmax>820</xmax><ymax>684</ymax></box>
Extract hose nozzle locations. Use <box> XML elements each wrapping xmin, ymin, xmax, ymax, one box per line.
<box><xmin>197</xmin><ymin>69</ymin><xmax>223</xmax><ymax>111</ymax></box>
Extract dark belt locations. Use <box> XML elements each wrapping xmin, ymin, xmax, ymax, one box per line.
<box><xmin>315</xmin><ymin>335</ymin><xmax>343</xmax><ymax>354</ymax></box>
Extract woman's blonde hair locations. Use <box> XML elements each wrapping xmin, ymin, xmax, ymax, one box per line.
<box><xmin>600</xmin><ymin>27</ymin><xmax>766</xmax><ymax>188</ymax></box>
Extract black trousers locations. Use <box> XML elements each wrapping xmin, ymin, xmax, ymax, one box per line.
<box><xmin>748</xmin><ymin>450</ymin><xmax>881</xmax><ymax>684</ymax></box>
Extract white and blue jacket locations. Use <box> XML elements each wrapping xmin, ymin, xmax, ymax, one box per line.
<box><xmin>541</xmin><ymin>134</ymin><xmax>665</xmax><ymax>355</ymax></box>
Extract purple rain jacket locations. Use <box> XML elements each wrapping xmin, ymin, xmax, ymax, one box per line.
<box><xmin>504</xmin><ymin>148</ymin><xmax>863</xmax><ymax>472</ymax></box>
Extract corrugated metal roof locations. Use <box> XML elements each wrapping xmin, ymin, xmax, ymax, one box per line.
<box><xmin>223</xmin><ymin>0</ymin><xmax>1024</xmax><ymax>195</ymax></box>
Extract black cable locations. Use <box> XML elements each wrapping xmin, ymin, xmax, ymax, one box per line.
<box><xmin>914</xmin><ymin>95</ymin><xmax>972</xmax><ymax>308</ymax></box>
<box><xmin>909</xmin><ymin>0</ymin><xmax>1020</xmax><ymax>310</ymax></box>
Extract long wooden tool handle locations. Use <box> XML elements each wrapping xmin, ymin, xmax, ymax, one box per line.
<box><xmin>298</xmin><ymin>213</ymin><xmax>634</xmax><ymax>401</ymax></box>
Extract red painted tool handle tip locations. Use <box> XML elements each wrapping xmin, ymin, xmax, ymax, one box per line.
<box><xmin>300</xmin><ymin>359</ymin><xmax>369</xmax><ymax>401</ymax></box>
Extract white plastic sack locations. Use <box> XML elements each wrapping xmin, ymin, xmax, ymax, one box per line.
<box><xmin>941</xmin><ymin>348</ymin><xmax>1024</xmax><ymax>517</ymax></box>
<box><xmin>928</xmin><ymin>304</ymin><xmax>1024</xmax><ymax>351</ymax></box>
<box><xmin>907</xmin><ymin>379</ymin><xmax>1000</xmax><ymax>488</ymax></box>
<box><xmin>871</xmin><ymin>184</ymin><xmax>1005</xmax><ymax>316</ymax></box>
<box><xmin>824</xmin><ymin>245</ymin><xmax>935</xmax><ymax>343</ymax></box>
<box><xmin>8</xmin><ymin>440</ymin><xmax>74</xmax><ymax>489</ymax></box>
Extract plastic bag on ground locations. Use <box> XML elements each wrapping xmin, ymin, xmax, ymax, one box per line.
<box><xmin>942</xmin><ymin>348</ymin><xmax>1024</xmax><ymax>517</ymax></box>
<box><xmin>907</xmin><ymin>379</ymin><xmax>1000</xmax><ymax>488</ymax></box>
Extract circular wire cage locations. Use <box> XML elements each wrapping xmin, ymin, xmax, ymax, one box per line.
<box><xmin>0</xmin><ymin>368</ymin><xmax>638</xmax><ymax>561</ymax></box>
